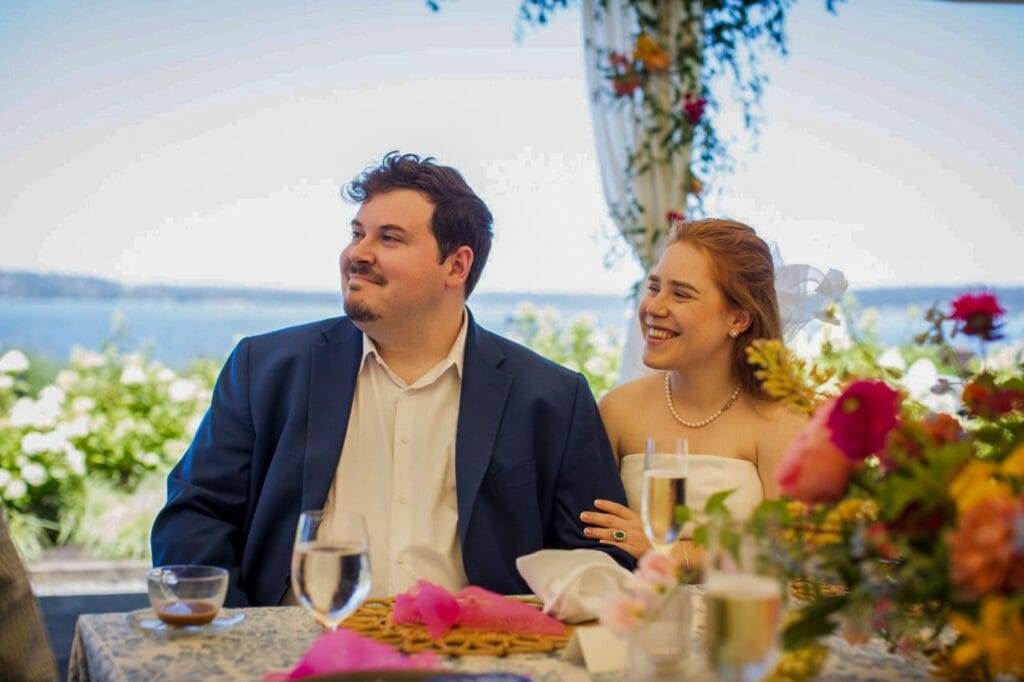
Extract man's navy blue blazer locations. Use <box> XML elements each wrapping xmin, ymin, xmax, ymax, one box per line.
<box><xmin>151</xmin><ymin>313</ymin><xmax>635</xmax><ymax>606</ymax></box>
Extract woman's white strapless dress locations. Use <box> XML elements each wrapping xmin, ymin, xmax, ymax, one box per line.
<box><xmin>619</xmin><ymin>454</ymin><xmax>765</xmax><ymax>525</ymax></box>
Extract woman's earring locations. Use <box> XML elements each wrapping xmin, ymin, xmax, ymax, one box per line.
<box><xmin>728</xmin><ymin>329</ymin><xmax>739</xmax><ymax>338</ymax></box>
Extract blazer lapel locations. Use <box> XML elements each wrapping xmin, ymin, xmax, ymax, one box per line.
<box><xmin>302</xmin><ymin>319</ymin><xmax>362</xmax><ymax>511</ymax></box>
<box><xmin>455</xmin><ymin>317</ymin><xmax>512</xmax><ymax>546</ymax></box>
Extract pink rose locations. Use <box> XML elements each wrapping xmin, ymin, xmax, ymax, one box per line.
<box><xmin>777</xmin><ymin>402</ymin><xmax>852</xmax><ymax>503</ymax></box>
<box><xmin>634</xmin><ymin>549</ymin><xmax>683</xmax><ymax>592</ymax></box>
<box><xmin>826</xmin><ymin>380</ymin><xmax>901</xmax><ymax>462</ymax></box>
<box><xmin>600</xmin><ymin>594</ymin><xmax>648</xmax><ymax>638</ymax></box>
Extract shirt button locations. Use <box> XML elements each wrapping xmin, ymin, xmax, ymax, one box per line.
<box><xmin>397</xmin><ymin>495</ymin><xmax>407</xmax><ymax>505</ymax></box>
<box><xmin>400</xmin><ymin>435</ymin><xmax>409</xmax><ymax>444</ymax></box>
<box><xmin>397</xmin><ymin>557</ymin><xmax>406</xmax><ymax>565</ymax></box>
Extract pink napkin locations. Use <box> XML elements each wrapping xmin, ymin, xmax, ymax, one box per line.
<box><xmin>263</xmin><ymin>628</ymin><xmax>439</xmax><ymax>681</ymax></box>
<box><xmin>393</xmin><ymin>580</ymin><xmax>565</xmax><ymax>638</ymax></box>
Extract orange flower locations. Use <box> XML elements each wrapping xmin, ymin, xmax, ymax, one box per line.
<box><xmin>949</xmin><ymin>598</ymin><xmax>1024</xmax><ymax>676</ymax></box>
<box><xmin>949</xmin><ymin>461</ymin><xmax>1010</xmax><ymax>514</ymax></box>
<box><xmin>1002</xmin><ymin>444</ymin><xmax>1024</xmax><ymax>477</ymax></box>
<box><xmin>948</xmin><ymin>496</ymin><xmax>1024</xmax><ymax>597</ymax></box>
<box><xmin>633</xmin><ymin>34</ymin><xmax>670</xmax><ymax>72</ymax></box>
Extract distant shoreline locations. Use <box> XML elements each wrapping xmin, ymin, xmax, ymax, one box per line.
<box><xmin>3</xmin><ymin>269</ymin><xmax>1023</xmax><ymax>308</ymax></box>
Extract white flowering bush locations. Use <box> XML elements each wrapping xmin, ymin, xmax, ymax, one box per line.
<box><xmin>0</xmin><ymin>343</ymin><xmax>216</xmax><ymax>556</ymax></box>
<box><xmin>509</xmin><ymin>303</ymin><xmax>623</xmax><ymax>399</ymax></box>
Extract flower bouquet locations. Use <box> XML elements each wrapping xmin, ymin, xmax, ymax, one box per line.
<box><xmin>754</xmin><ymin>291</ymin><xmax>1024</xmax><ymax>679</ymax></box>
<box><xmin>602</xmin><ymin>291</ymin><xmax>1024</xmax><ymax>680</ymax></box>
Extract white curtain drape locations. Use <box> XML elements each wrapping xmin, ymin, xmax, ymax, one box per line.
<box><xmin>580</xmin><ymin>0</ymin><xmax>703</xmax><ymax>383</ymax></box>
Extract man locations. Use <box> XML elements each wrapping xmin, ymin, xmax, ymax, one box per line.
<box><xmin>151</xmin><ymin>152</ymin><xmax>633</xmax><ymax>607</ymax></box>
<box><xmin>0</xmin><ymin>513</ymin><xmax>58</xmax><ymax>681</ymax></box>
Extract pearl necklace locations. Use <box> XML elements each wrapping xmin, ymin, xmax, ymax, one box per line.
<box><xmin>664</xmin><ymin>373</ymin><xmax>741</xmax><ymax>429</ymax></box>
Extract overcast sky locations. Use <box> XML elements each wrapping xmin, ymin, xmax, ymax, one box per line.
<box><xmin>1</xmin><ymin>0</ymin><xmax>1021</xmax><ymax>294</ymax></box>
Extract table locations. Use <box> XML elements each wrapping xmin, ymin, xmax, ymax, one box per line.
<box><xmin>69</xmin><ymin>605</ymin><xmax>932</xmax><ymax>681</ymax></box>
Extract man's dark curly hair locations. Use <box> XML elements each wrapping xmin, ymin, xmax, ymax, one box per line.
<box><xmin>344</xmin><ymin>151</ymin><xmax>493</xmax><ymax>297</ymax></box>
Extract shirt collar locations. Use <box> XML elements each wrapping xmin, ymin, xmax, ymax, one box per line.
<box><xmin>360</xmin><ymin>310</ymin><xmax>468</xmax><ymax>387</ymax></box>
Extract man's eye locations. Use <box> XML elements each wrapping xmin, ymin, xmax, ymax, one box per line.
<box><xmin>646</xmin><ymin>284</ymin><xmax>659</xmax><ymax>293</ymax></box>
<box><xmin>674</xmin><ymin>290</ymin><xmax>691</xmax><ymax>300</ymax></box>
<box><xmin>382</xmin><ymin>234</ymin><xmax>401</xmax><ymax>243</ymax></box>
<box><xmin>350</xmin><ymin>230</ymin><xmax>363</xmax><ymax>241</ymax></box>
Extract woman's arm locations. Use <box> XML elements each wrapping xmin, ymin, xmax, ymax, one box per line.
<box><xmin>755</xmin><ymin>403</ymin><xmax>808</xmax><ymax>499</ymax></box>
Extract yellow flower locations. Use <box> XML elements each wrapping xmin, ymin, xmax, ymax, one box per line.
<box><xmin>949</xmin><ymin>461</ymin><xmax>1011</xmax><ymax>513</ymax></box>
<box><xmin>1001</xmin><ymin>444</ymin><xmax>1024</xmax><ymax>477</ymax></box>
<box><xmin>633</xmin><ymin>34</ymin><xmax>670</xmax><ymax>72</ymax></box>
<box><xmin>948</xmin><ymin>598</ymin><xmax>1024</xmax><ymax>676</ymax></box>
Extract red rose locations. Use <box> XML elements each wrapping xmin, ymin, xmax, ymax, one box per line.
<box><xmin>682</xmin><ymin>92</ymin><xmax>706</xmax><ymax>125</ymax></box>
<box><xmin>612</xmin><ymin>73</ymin><xmax>642</xmax><ymax>97</ymax></box>
<box><xmin>777</xmin><ymin>402</ymin><xmax>852</xmax><ymax>503</ymax></box>
<box><xmin>665</xmin><ymin>210</ymin><xmax>685</xmax><ymax>224</ymax></box>
<box><xmin>950</xmin><ymin>292</ymin><xmax>1005</xmax><ymax>340</ymax></box>
<box><xmin>963</xmin><ymin>375</ymin><xmax>1024</xmax><ymax>419</ymax></box>
<box><xmin>826</xmin><ymin>380</ymin><xmax>901</xmax><ymax>462</ymax></box>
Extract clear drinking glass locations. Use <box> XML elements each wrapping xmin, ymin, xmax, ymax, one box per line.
<box><xmin>703</xmin><ymin>517</ymin><xmax>784</xmax><ymax>682</ymax></box>
<box><xmin>291</xmin><ymin>510</ymin><xmax>371</xmax><ymax>631</ymax></box>
<box><xmin>641</xmin><ymin>436</ymin><xmax>689</xmax><ymax>553</ymax></box>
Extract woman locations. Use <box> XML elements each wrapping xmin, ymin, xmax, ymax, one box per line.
<box><xmin>580</xmin><ymin>218</ymin><xmax>807</xmax><ymax>565</ymax></box>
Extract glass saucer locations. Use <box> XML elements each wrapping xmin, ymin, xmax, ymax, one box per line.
<box><xmin>126</xmin><ymin>608</ymin><xmax>246</xmax><ymax>634</ymax></box>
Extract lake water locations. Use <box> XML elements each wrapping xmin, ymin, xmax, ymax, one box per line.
<box><xmin>2</xmin><ymin>291</ymin><xmax>1022</xmax><ymax>368</ymax></box>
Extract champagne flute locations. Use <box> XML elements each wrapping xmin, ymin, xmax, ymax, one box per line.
<box><xmin>641</xmin><ymin>436</ymin><xmax>689</xmax><ymax>553</ymax></box>
<box><xmin>291</xmin><ymin>510</ymin><xmax>371</xmax><ymax>631</ymax></box>
<box><xmin>703</xmin><ymin>517</ymin><xmax>783</xmax><ymax>682</ymax></box>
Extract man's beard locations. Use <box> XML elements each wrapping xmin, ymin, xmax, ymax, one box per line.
<box><xmin>343</xmin><ymin>297</ymin><xmax>381</xmax><ymax>322</ymax></box>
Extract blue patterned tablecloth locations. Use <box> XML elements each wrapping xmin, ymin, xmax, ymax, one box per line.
<box><xmin>68</xmin><ymin>604</ymin><xmax>932</xmax><ymax>681</ymax></box>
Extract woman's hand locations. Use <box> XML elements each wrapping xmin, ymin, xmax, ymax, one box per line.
<box><xmin>580</xmin><ymin>499</ymin><xmax>651</xmax><ymax>559</ymax></box>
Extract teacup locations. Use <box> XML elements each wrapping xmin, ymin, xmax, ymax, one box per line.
<box><xmin>147</xmin><ymin>565</ymin><xmax>229</xmax><ymax>626</ymax></box>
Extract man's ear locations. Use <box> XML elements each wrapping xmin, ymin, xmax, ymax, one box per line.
<box><xmin>445</xmin><ymin>246</ymin><xmax>475</xmax><ymax>291</ymax></box>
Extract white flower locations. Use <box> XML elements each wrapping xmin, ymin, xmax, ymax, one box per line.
<box><xmin>141</xmin><ymin>451</ymin><xmax>161</xmax><ymax>466</ymax></box>
<box><xmin>64</xmin><ymin>446</ymin><xmax>86</xmax><ymax>476</ymax></box>
<box><xmin>157</xmin><ymin>368</ymin><xmax>177</xmax><ymax>383</ymax></box>
<box><xmin>0</xmin><ymin>469</ymin><xmax>10</xmax><ymax>487</ymax></box>
<box><xmin>0</xmin><ymin>375</ymin><xmax>13</xmax><ymax>390</ymax></box>
<box><xmin>71</xmin><ymin>396</ymin><xmax>96</xmax><ymax>414</ymax></box>
<box><xmin>22</xmin><ymin>432</ymin><xmax>56</xmax><ymax>455</ymax></box>
<box><xmin>57</xmin><ymin>415</ymin><xmax>91</xmax><ymax>439</ymax></box>
<box><xmin>187</xmin><ymin>414</ymin><xmax>205</xmax><ymax>436</ymax></box>
<box><xmin>70</xmin><ymin>346</ymin><xmax>105</xmax><ymax>369</ymax></box>
<box><xmin>38</xmin><ymin>385</ymin><xmax>66</xmax><ymax>407</ymax></box>
<box><xmin>4</xmin><ymin>478</ymin><xmax>27</xmax><ymax>500</ymax></box>
<box><xmin>55</xmin><ymin>369</ymin><xmax>80</xmax><ymax>389</ymax></box>
<box><xmin>168</xmin><ymin>378</ymin><xmax>199</xmax><ymax>402</ymax></box>
<box><xmin>124</xmin><ymin>352</ymin><xmax>144</xmax><ymax>368</ymax></box>
<box><xmin>113</xmin><ymin>418</ymin><xmax>136</xmax><ymax>438</ymax></box>
<box><xmin>21</xmin><ymin>462</ymin><xmax>47</xmax><ymax>486</ymax></box>
<box><xmin>120</xmin><ymin>365</ymin><xmax>147</xmax><ymax>385</ymax></box>
<box><xmin>877</xmin><ymin>347</ymin><xmax>906</xmax><ymax>372</ymax></box>
<box><xmin>9</xmin><ymin>398</ymin><xmax>59</xmax><ymax>429</ymax></box>
<box><xmin>0</xmin><ymin>349</ymin><xmax>30</xmax><ymax>374</ymax></box>
<box><xmin>163</xmin><ymin>439</ymin><xmax>188</xmax><ymax>458</ymax></box>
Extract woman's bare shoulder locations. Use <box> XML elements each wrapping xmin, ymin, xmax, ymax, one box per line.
<box><xmin>599</xmin><ymin>374</ymin><xmax>661</xmax><ymax>414</ymax></box>
<box><xmin>751</xmin><ymin>399</ymin><xmax>809</xmax><ymax>444</ymax></box>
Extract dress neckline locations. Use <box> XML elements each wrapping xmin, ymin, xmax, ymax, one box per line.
<box><xmin>619</xmin><ymin>453</ymin><xmax>757</xmax><ymax>468</ymax></box>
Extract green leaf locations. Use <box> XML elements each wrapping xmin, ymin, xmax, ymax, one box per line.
<box><xmin>704</xmin><ymin>488</ymin><xmax>736</xmax><ymax>515</ymax></box>
<box><xmin>782</xmin><ymin>596</ymin><xmax>846</xmax><ymax>650</ymax></box>
<box><xmin>674</xmin><ymin>504</ymin><xmax>691</xmax><ymax>527</ymax></box>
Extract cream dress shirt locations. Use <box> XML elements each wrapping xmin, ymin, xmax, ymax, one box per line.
<box><xmin>318</xmin><ymin>313</ymin><xmax>470</xmax><ymax>598</ymax></box>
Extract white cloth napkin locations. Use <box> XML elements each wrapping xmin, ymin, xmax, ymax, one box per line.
<box><xmin>516</xmin><ymin>549</ymin><xmax>633</xmax><ymax>623</ymax></box>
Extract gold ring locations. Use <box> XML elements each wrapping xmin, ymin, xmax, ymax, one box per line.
<box><xmin>611</xmin><ymin>529</ymin><xmax>627</xmax><ymax>542</ymax></box>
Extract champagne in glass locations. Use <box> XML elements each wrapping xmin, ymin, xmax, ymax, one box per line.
<box><xmin>291</xmin><ymin>510</ymin><xmax>371</xmax><ymax>631</ymax></box>
<box><xmin>705</xmin><ymin>572</ymin><xmax>782</xmax><ymax>681</ymax></box>
<box><xmin>704</xmin><ymin>521</ymin><xmax>783</xmax><ymax>682</ymax></box>
<box><xmin>641</xmin><ymin>436</ymin><xmax>689</xmax><ymax>550</ymax></box>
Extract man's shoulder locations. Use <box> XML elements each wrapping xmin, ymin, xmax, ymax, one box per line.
<box><xmin>478</xmin><ymin>327</ymin><xmax>581</xmax><ymax>387</ymax></box>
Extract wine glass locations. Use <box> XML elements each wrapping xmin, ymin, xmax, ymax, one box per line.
<box><xmin>291</xmin><ymin>510</ymin><xmax>371</xmax><ymax>631</ymax></box>
<box><xmin>703</xmin><ymin>517</ymin><xmax>783</xmax><ymax>682</ymax></box>
<box><xmin>641</xmin><ymin>436</ymin><xmax>689</xmax><ymax>553</ymax></box>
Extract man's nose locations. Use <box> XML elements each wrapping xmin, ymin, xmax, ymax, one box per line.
<box><xmin>346</xmin><ymin>237</ymin><xmax>375</xmax><ymax>264</ymax></box>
